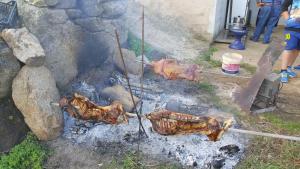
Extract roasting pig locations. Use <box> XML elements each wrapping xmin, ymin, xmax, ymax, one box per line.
<box><xmin>59</xmin><ymin>93</ymin><xmax>129</xmax><ymax>124</ymax></box>
<box><xmin>150</xmin><ymin>59</ymin><xmax>200</xmax><ymax>81</ymax></box>
<box><xmin>146</xmin><ymin>110</ymin><xmax>233</xmax><ymax>141</ymax></box>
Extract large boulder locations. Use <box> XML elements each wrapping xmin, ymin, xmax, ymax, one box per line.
<box><xmin>12</xmin><ymin>66</ymin><xmax>63</xmax><ymax>140</ymax></box>
<box><xmin>101</xmin><ymin>85</ymin><xmax>140</xmax><ymax>112</ymax></box>
<box><xmin>1</xmin><ymin>27</ymin><xmax>45</xmax><ymax>67</ymax></box>
<box><xmin>0</xmin><ymin>40</ymin><xmax>21</xmax><ymax>99</ymax></box>
<box><xmin>16</xmin><ymin>1</ymin><xmax>81</xmax><ymax>87</ymax></box>
<box><xmin>113</xmin><ymin>48</ymin><xmax>142</xmax><ymax>76</ymax></box>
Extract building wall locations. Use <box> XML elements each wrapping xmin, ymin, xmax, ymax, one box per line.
<box><xmin>209</xmin><ymin>0</ymin><xmax>227</xmax><ymax>39</ymax></box>
<box><xmin>136</xmin><ymin>0</ymin><xmax>218</xmax><ymax>42</ymax></box>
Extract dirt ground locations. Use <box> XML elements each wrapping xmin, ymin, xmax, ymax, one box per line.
<box><xmin>44</xmin><ymin>137</ymin><xmax>181</xmax><ymax>169</ymax></box>
<box><xmin>211</xmin><ymin>26</ymin><xmax>300</xmax><ymax>168</ymax></box>
<box><xmin>212</xmin><ymin>26</ymin><xmax>300</xmax><ymax>116</ymax></box>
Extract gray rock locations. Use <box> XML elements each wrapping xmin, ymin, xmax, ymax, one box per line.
<box><xmin>17</xmin><ymin>1</ymin><xmax>81</xmax><ymax>88</ymax></box>
<box><xmin>45</xmin><ymin>0</ymin><xmax>59</xmax><ymax>6</ymax></box>
<box><xmin>77</xmin><ymin>31</ymin><xmax>116</xmax><ymax>74</ymax></box>
<box><xmin>113</xmin><ymin>48</ymin><xmax>142</xmax><ymax>76</ymax></box>
<box><xmin>12</xmin><ymin>66</ymin><xmax>63</xmax><ymax>140</ymax></box>
<box><xmin>102</xmin><ymin>0</ymin><xmax>128</xmax><ymax>19</ymax></box>
<box><xmin>73</xmin><ymin>17</ymin><xmax>106</xmax><ymax>32</ymax></box>
<box><xmin>24</xmin><ymin>0</ymin><xmax>59</xmax><ymax>7</ymax></box>
<box><xmin>0</xmin><ymin>98</ymin><xmax>29</xmax><ymax>152</ymax></box>
<box><xmin>42</xmin><ymin>9</ymin><xmax>69</xmax><ymax>24</ymax></box>
<box><xmin>24</xmin><ymin>0</ymin><xmax>49</xmax><ymax>7</ymax></box>
<box><xmin>101</xmin><ymin>85</ymin><xmax>140</xmax><ymax>112</ymax></box>
<box><xmin>78</xmin><ymin>0</ymin><xmax>104</xmax><ymax>17</ymax></box>
<box><xmin>103</xmin><ymin>16</ymin><xmax>128</xmax><ymax>43</ymax></box>
<box><xmin>0</xmin><ymin>40</ymin><xmax>21</xmax><ymax>99</ymax></box>
<box><xmin>1</xmin><ymin>27</ymin><xmax>45</xmax><ymax>67</ymax></box>
<box><xmin>66</xmin><ymin>9</ymin><xmax>83</xmax><ymax>20</ymax></box>
<box><xmin>55</xmin><ymin>0</ymin><xmax>77</xmax><ymax>9</ymax></box>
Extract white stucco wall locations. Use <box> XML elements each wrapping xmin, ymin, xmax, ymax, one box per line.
<box><xmin>133</xmin><ymin>0</ymin><xmax>218</xmax><ymax>42</ymax></box>
<box><xmin>208</xmin><ymin>0</ymin><xmax>227</xmax><ymax>39</ymax></box>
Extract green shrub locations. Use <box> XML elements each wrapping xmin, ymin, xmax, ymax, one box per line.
<box><xmin>0</xmin><ymin>133</ymin><xmax>49</xmax><ymax>169</ymax></box>
<box><xmin>128</xmin><ymin>32</ymin><xmax>153</xmax><ymax>57</ymax></box>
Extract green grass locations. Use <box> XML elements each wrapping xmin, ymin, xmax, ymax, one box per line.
<box><xmin>195</xmin><ymin>48</ymin><xmax>221</xmax><ymax>68</ymax></box>
<box><xmin>201</xmin><ymin>47</ymin><xmax>218</xmax><ymax>62</ymax></box>
<box><xmin>197</xmin><ymin>81</ymin><xmax>216</xmax><ymax>94</ymax></box>
<box><xmin>263</xmin><ymin>113</ymin><xmax>300</xmax><ymax>134</ymax></box>
<box><xmin>128</xmin><ymin>32</ymin><xmax>153</xmax><ymax>57</ymax></box>
<box><xmin>122</xmin><ymin>152</ymin><xmax>140</xmax><ymax>169</ymax></box>
<box><xmin>237</xmin><ymin>112</ymin><xmax>300</xmax><ymax>169</ymax></box>
<box><xmin>237</xmin><ymin>138</ymin><xmax>300</xmax><ymax>169</ymax></box>
<box><xmin>0</xmin><ymin>133</ymin><xmax>49</xmax><ymax>169</ymax></box>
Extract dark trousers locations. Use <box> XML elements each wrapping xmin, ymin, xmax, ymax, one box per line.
<box><xmin>252</xmin><ymin>5</ymin><xmax>281</xmax><ymax>43</ymax></box>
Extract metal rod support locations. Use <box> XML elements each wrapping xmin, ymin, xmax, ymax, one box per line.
<box><xmin>229</xmin><ymin>128</ymin><xmax>300</xmax><ymax>141</ymax></box>
<box><xmin>115</xmin><ymin>30</ymin><xmax>148</xmax><ymax>137</ymax></box>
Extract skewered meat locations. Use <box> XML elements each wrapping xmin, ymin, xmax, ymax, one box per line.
<box><xmin>59</xmin><ymin>93</ymin><xmax>128</xmax><ymax>124</ymax></box>
<box><xmin>151</xmin><ymin>59</ymin><xmax>200</xmax><ymax>81</ymax></box>
<box><xmin>146</xmin><ymin>110</ymin><xmax>233</xmax><ymax>141</ymax></box>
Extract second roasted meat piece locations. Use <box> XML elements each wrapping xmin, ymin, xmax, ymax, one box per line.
<box><xmin>59</xmin><ymin>93</ymin><xmax>129</xmax><ymax>124</ymax></box>
<box><xmin>146</xmin><ymin>110</ymin><xmax>232</xmax><ymax>141</ymax></box>
<box><xmin>151</xmin><ymin>59</ymin><xmax>200</xmax><ymax>81</ymax></box>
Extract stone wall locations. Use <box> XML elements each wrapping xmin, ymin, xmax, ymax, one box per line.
<box><xmin>1</xmin><ymin>0</ymin><xmax>224</xmax><ymax>87</ymax></box>
<box><xmin>14</xmin><ymin>0</ymin><xmax>128</xmax><ymax>88</ymax></box>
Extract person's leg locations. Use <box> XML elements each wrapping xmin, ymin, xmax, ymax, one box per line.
<box><xmin>292</xmin><ymin>51</ymin><xmax>300</xmax><ymax>70</ymax></box>
<box><xmin>251</xmin><ymin>7</ymin><xmax>272</xmax><ymax>41</ymax></box>
<box><xmin>281</xmin><ymin>31</ymin><xmax>299</xmax><ymax>83</ymax></box>
<box><xmin>293</xmin><ymin>39</ymin><xmax>300</xmax><ymax>70</ymax></box>
<box><xmin>294</xmin><ymin>64</ymin><xmax>300</xmax><ymax>70</ymax></box>
<box><xmin>281</xmin><ymin>51</ymin><xmax>295</xmax><ymax>83</ymax></box>
<box><xmin>286</xmin><ymin>50</ymin><xmax>298</xmax><ymax>78</ymax></box>
<box><xmin>288</xmin><ymin>50</ymin><xmax>299</xmax><ymax>66</ymax></box>
<box><xmin>263</xmin><ymin>6</ymin><xmax>281</xmax><ymax>43</ymax></box>
<box><xmin>281</xmin><ymin>51</ymin><xmax>295</xmax><ymax>70</ymax></box>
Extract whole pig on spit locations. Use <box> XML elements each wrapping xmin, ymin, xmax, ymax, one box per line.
<box><xmin>150</xmin><ymin>59</ymin><xmax>201</xmax><ymax>81</ymax></box>
<box><xmin>146</xmin><ymin>110</ymin><xmax>233</xmax><ymax>141</ymax></box>
<box><xmin>58</xmin><ymin>93</ymin><xmax>134</xmax><ymax>124</ymax></box>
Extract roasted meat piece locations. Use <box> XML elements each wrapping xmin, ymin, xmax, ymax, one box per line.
<box><xmin>59</xmin><ymin>93</ymin><xmax>128</xmax><ymax>124</ymax></box>
<box><xmin>146</xmin><ymin>110</ymin><xmax>233</xmax><ymax>141</ymax></box>
<box><xmin>151</xmin><ymin>59</ymin><xmax>200</xmax><ymax>81</ymax></box>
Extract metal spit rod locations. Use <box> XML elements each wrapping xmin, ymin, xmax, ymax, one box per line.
<box><xmin>115</xmin><ymin>29</ymin><xmax>148</xmax><ymax>137</ymax></box>
<box><xmin>228</xmin><ymin>128</ymin><xmax>300</xmax><ymax>142</ymax></box>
